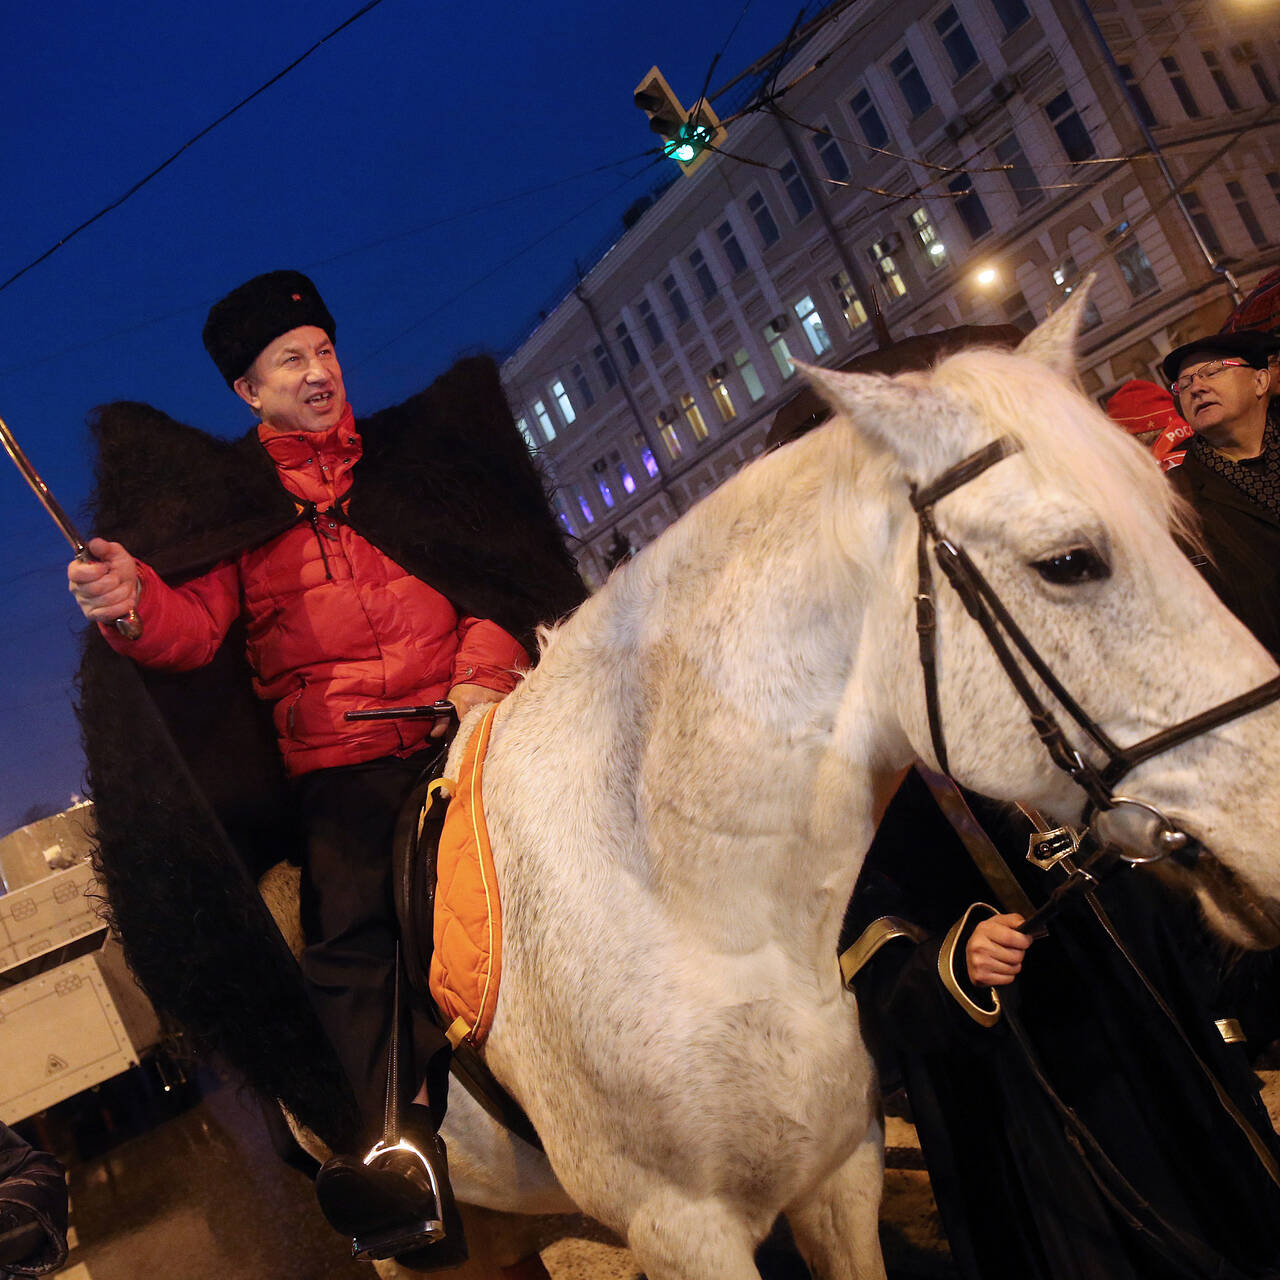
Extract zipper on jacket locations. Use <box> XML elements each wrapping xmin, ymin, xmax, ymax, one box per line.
<box><xmin>285</xmin><ymin>679</ymin><xmax>307</xmax><ymax>737</ymax></box>
<box><xmin>304</xmin><ymin>503</ymin><xmax>337</xmax><ymax>581</ymax></box>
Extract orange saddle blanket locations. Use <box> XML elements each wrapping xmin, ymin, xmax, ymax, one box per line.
<box><xmin>429</xmin><ymin>703</ymin><xmax>503</xmax><ymax>1050</ymax></box>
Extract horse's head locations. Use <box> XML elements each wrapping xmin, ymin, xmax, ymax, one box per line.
<box><xmin>800</xmin><ymin>289</ymin><xmax>1280</xmax><ymax>949</ymax></box>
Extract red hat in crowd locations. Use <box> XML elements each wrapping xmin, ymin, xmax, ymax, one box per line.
<box><xmin>1220</xmin><ymin>266</ymin><xmax>1280</xmax><ymax>336</ymax></box>
<box><xmin>1105</xmin><ymin>379</ymin><xmax>1192</xmax><ymax>472</ymax></box>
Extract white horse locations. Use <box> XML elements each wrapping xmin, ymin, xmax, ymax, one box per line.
<box><xmin>384</xmin><ymin>291</ymin><xmax>1280</xmax><ymax>1280</ymax></box>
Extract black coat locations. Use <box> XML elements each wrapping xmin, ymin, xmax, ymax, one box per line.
<box><xmin>1170</xmin><ymin>448</ymin><xmax>1280</xmax><ymax>661</ymax></box>
<box><xmin>76</xmin><ymin>356</ymin><xmax>587</xmax><ymax>1149</ymax></box>
<box><xmin>845</xmin><ymin>772</ymin><xmax>1280</xmax><ymax>1280</ymax></box>
<box><xmin>0</xmin><ymin>1123</ymin><xmax>67</xmax><ymax>1276</ymax></box>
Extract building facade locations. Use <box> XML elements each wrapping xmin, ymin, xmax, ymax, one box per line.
<box><xmin>501</xmin><ymin>0</ymin><xmax>1280</xmax><ymax>587</ymax></box>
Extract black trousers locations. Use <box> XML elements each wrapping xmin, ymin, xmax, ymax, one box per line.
<box><xmin>294</xmin><ymin>751</ymin><xmax>450</xmax><ymax>1149</ymax></box>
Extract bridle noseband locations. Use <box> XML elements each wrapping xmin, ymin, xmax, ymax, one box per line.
<box><xmin>909</xmin><ymin>436</ymin><xmax>1280</xmax><ymax>858</ymax></box>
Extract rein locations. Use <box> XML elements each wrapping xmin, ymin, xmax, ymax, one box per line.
<box><xmin>909</xmin><ymin>435</ymin><xmax>1280</xmax><ymax>852</ymax></box>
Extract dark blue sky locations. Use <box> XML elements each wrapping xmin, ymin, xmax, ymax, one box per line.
<box><xmin>0</xmin><ymin>0</ymin><xmax>799</xmax><ymax>834</ymax></box>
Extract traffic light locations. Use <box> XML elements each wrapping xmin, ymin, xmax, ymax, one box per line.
<box><xmin>633</xmin><ymin>66</ymin><xmax>724</xmax><ymax>176</ymax></box>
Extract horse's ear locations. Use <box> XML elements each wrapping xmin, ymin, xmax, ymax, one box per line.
<box><xmin>1016</xmin><ymin>274</ymin><xmax>1096</xmax><ymax>377</ymax></box>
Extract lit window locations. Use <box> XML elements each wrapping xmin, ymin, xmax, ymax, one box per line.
<box><xmin>747</xmin><ymin>191</ymin><xmax>781</xmax><ymax>246</ymax></box>
<box><xmin>636</xmin><ymin>298</ymin><xmax>665</xmax><ymax>349</ymax></box>
<box><xmin>811</xmin><ymin>126</ymin><xmax>850</xmax><ymax>184</ymax></box>
<box><xmin>706</xmin><ymin>368</ymin><xmax>737</xmax><ymax>422</ymax></box>
<box><xmin>890</xmin><ymin>48</ymin><xmax>933</xmax><ymax>117</ymax></box>
<box><xmin>934</xmin><ymin>6</ymin><xmax>979</xmax><ymax>79</ymax></box>
<box><xmin>663</xmin><ymin>274</ymin><xmax>692</xmax><ymax>326</ymax></box>
<box><xmin>656</xmin><ymin>416</ymin><xmax>684</xmax><ymax>459</ymax></box>
<box><xmin>552</xmin><ymin>493</ymin><xmax>576</xmax><ymax>537</ymax></box>
<box><xmin>849</xmin><ymin>89</ymin><xmax>889</xmax><ymax>150</ymax></box>
<box><xmin>763</xmin><ymin>318</ymin><xmax>796</xmax><ymax>379</ymax></box>
<box><xmin>990</xmin><ymin>0</ymin><xmax>1029</xmax><ymax>34</ymax></box>
<box><xmin>717</xmin><ymin>221</ymin><xmax>748</xmax><ymax>275</ymax></box>
<box><xmin>593</xmin><ymin>460</ymin><xmax>616</xmax><ymax>509</ymax></box>
<box><xmin>551</xmin><ymin>379</ymin><xmax>576</xmax><ymax>425</ymax></box>
<box><xmin>689</xmin><ymin>248</ymin><xmax>718</xmax><ymax>300</ymax></box>
<box><xmin>1161</xmin><ymin>56</ymin><xmax>1202</xmax><ymax>118</ymax></box>
<box><xmin>794</xmin><ymin>295</ymin><xmax>832</xmax><ymax>355</ymax></box>
<box><xmin>615</xmin><ymin>451</ymin><xmax>637</xmax><ymax>494</ymax></box>
<box><xmin>734</xmin><ymin>348</ymin><xmax>766</xmax><ymax>401</ymax></box>
<box><xmin>593</xmin><ymin>343</ymin><xmax>617</xmax><ymax>389</ymax></box>
<box><xmin>779</xmin><ymin>160</ymin><xmax>815</xmax><ymax>220</ymax></box>
<box><xmin>1182</xmin><ymin>191</ymin><xmax>1224</xmax><ymax>259</ymax></box>
<box><xmin>868</xmin><ymin>236</ymin><xmax>908</xmax><ymax>296</ymax></box>
<box><xmin>909</xmin><ymin>208</ymin><xmax>948</xmax><ymax>270</ymax></box>
<box><xmin>573</xmin><ymin>486</ymin><xmax>595</xmax><ymax>524</ymax></box>
<box><xmin>1118</xmin><ymin>64</ymin><xmax>1157</xmax><ymax>128</ymax></box>
<box><xmin>1202</xmin><ymin>50</ymin><xmax>1241</xmax><ymax>111</ymax></box>
<box><xmin>680</xmin><ymin>393</ymin><xmax>709</xmax><ymax>441</ymax></box>
<box><xmin>532</xmin><ymin>399</ymin><xmax>556</xmax><ymax>442</ymax></box>
<box><xmin>1045</xmin><ymin>91</ymin><xmax>1095</xmax><ymax>162</ymax></box>
<box><xmin>615</xmin><ymin>322</ymin><xmax>641</xmax><ymax>368</ymax></box>
<box><xmin>515</xmin><ymin>416</ymin><xmax>538</xmax><ymax>452</ymax></box>
<box><xmin>571</xmin><ymin>362</ymin><xmax>595</xmax><ymax>408</ymax></box>
<box><xmin>1052</xmin><ymin>258</ymin><xmax>1102</xmax><ymax>329</ymax></box>
<box><xmin>633</xmin><ymin>431</ymin><xmax>661</xmax><ymax>478</ymax></box>
<box><xmin>947</xmin><ymin>174</ymin><xmax>992</xmax><ymax>240</ymax></box>
<box><xmin>1105</xmin><ymin>223</ymin><xmax>1159</xmax><ymax>298</ymax></box>
<box><xmin>994</xmin><ymin>132</ymin><xmax>1040</xmax><ymax>210</ymax></box>
<box><xmin>831</xmin><ymin>270</ymin><xmax>868</xmax><ymax>329</ymax></box>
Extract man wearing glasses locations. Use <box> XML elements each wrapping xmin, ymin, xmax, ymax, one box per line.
<box><xmin>1160</xmin><ymin>329</ymin><xmax>1280</xmax><ymax>658</ymax></box>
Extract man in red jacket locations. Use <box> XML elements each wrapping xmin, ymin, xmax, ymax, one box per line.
<box><xmin>68</xmin><ymin>271</ymin><xmax>531</xmax><ymax>1267</ymax></box>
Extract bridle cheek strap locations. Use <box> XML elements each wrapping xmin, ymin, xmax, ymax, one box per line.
<box><xmin>910</xmin><ymin>436</ymin><xmax>1280</xmax><ymax>818</ymax></box>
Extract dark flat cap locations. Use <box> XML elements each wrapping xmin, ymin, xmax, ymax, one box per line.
<box><xmin>1160</xmin><ymin>329</ymin><xmax>1279</xmax><ymax>387</ymax></box>
<box><xmin>202</xmin><ymin>270</ymin><xmax>336</xmax><ymax>386</ymax></box>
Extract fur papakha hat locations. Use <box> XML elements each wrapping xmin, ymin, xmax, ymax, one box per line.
<box><xmin>202</xmin><ymin>270</ymin><xmax>336</xmax><ymax>387</ymax></box>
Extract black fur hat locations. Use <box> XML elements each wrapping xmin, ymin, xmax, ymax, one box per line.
<box><xmin>202</xmin><ymin>270</ymin><xmax>336</xmax><ymax>387</ymax></box>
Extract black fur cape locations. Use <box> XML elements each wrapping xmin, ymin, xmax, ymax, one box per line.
<box><xmin>76</xmin><ymin>356</ymin><xmax>585</xmax><ymax>1149</ymax></box>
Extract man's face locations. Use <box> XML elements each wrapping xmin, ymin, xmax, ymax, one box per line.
<box><xmin>233</xmin><ymin>325</ymin><xmax>347</xmax><ymax>433</ymax></box>
<box><xmin>1175</xmin><ymin>353</ymin><xmax>1269</xmax><ymax>439</ymax></box>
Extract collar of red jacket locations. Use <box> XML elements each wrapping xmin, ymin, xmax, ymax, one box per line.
<box><xmin>256</xmin><ymin>404</ymin><xmax>362</xmax><ymax>470</ymax></box>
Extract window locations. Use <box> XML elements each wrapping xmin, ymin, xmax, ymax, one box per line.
<box><xmin>734</xmin><ymin>347</ymin><xmax>766</xmax><ymax>401</ymax></box>
<box><xmin>636</xmin><ymin>298</ymin><xmax>665</xmax><ymax>349</ymax></box>
<box><xmin>1052</xmin><ymin>258</ymin><xmax>1101</xmax><ymax>329</ymax></box>
<box><xmin>1226</xmin><ymin>180</ymin><xmax>1268</xmax><ymax>248</ymax></box>
<box><xmin>717</xmin><ymin>221</ymin><xmax>748</xmax><ymax>275</ymax></box>
<box><xmin>831</xmin><ymin>270</ymin><xmax>869</xmax><ymax>330</ymax></box>
<box><xmin>849</xmin><ymin>89</ymin><xmax>889</xmax><ymax>150</ymax></box>
<box><xmin>994</xmin><ymin>132</ymin><xmax>1039</xmax><ymax>210</ymax></box>
<box><xmin>663</xmin><ymin>274</ymin><xmax>692</xmax><ymax>326</ymax></box>
<box><xmin>515</xmin><ymin>416</ymin><xmax>538</xmax><ymax>452</ymax></box>
<box><xmin>571</xmin><ymin>362</ymin><xmax>595</xmax><ymax>409</ymax></box>
<box><xmin>779</xmin><ymin>159</ymin><xmax>815</xmax><ymax>220</ymax></box>
<box><xmin>615</xmin><ymin>322</ymin><xmax>640</xmax><ymax>369</ymax></box>
<box><xmin>532</xmin><ymin>399</ymin><xmax>556</xmax><ymax>442</ymax></box>
<box><xmin>706</xmin><ymin>368</ymin><xmax>737</xmax><ymax>422</ymax></box>
<box><xmin>989</xmin><ymin>0</ymin><xmax>1029</xmax><ymax>36</ymax></box>
<box><xmin>680</xmin><ymin>393</ymin><xmax>709</xmax><ymax>442</ymax></box>
<box><xmin>1269</xmin><ymin>171</ymin><xmax>1280</xmax><ymax>208</ymax></box>
<box><xmin>552</xmin><ymin>493</ymin><xmax>576</xmax><ymax>537</ymax></box>
<box><xmin>890</xmin><ymin>48</ymin><xmax>933</xmax><ymax>117</ymax></box>
<box><xmin>689</xmin><ymin>248</ymin><xmax>718</xmax><ymax>300</ymax></box>
<box><xmin>1203</xmin><ymin>51</ymin><xmax>1241</xmax><ymax>111</ymax></box>
<box><xmin>947</xmin><ymin>174</ymin><xmax>992</xmax><ymax>240</ymax></box>
<box><xmin>572</xmin><ymin>485</ymin><xmax>595</xmax><ymax>525</ymax></box>
<box><xmin>812</xmin><ymin>126</ymin><xmax>850</xmax><ymax>184</ymax></box>
<box><xmin>614</xmin><ymin>450</ymin><xmax>638</xmax><ymax>495</ymax></box>
<box><xmin>1105</xmin><ymin>223</ymin><xmax>1159</xmax><ymax>298</ymax></box>
<box><xmin>550</xmin><ymin>379</ymin><xmax>576</xmax><ymax>425</ymax></box>
<box><xmin>592</xmin><ymin>459</ymin><xmax>616</xmax><ymax>509</ymax></box>
<box><xmin>794</xmin><ymin>296</ymin><xmax>832</xmax><ymax>355</ymax></box>
<box><xmin>746</xmin><ymin>191</ymin><xmax>781</xmax><ymax>247</ymax></box>
<box><xmin>935</xmin><ymin>6</ymin><xmax>979</xmax><ymax>79</ymax></box>
<box><xmin>1182</xmin><ymin>190</ymin><xmax>1225</xmax><ymax>259</ymax></box>
<box><xmin>656</xmin><ymin>415</ymin><xmax>684</xmax><ymax>459</ymax></box>
<box><xmin>868</xmin><ymin>236</ymin><xmax>908</xmax><ymax>296</ymax></box>
<box><xmin>1045</xmin><ymin>92</ymin><xmax>1095</xmax><ymax>162</ymax></box>
<box><xmin>1118</xmin><ymin>64</ymin><xmax>1157</xmax><ymax>128</ymax></box>
<box><xmin>632</xmin><ymin>431</ymin><xmax>660</xmax><ymax>478</ymax></box>
<box><xmin>910</xmin><ymin>207</ymin><xmax>948</xmax><ymax>270</ymax></box>
<box><xmin>593</xmin><ymin>343</ymin><xmax>617</xmax><ymax>389</ymax></box>
<box><xmin>763</xmin><ymin>318</ymin><xmax>796</xmax><ymax>379</ymax></box>
<box><xmin>1161</xmin><ymin>56</ymin><xmax>1202</xmax><ymax>118</ymax></box>
<box><xmin>1238</xmin><ymin>44</ymin><xmax>1277</xmax><ymax>103</ymax></box>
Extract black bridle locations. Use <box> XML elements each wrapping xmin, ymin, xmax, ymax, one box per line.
<box><xmin>909</xmin><ymin>436</ymin><xmax>1280</xmax><ymax>854</ymax></box>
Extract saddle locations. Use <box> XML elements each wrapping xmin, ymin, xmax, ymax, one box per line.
<box><xmin>392</xmin><ymin>709</ymin><xmax>543</xmax><ymax>1151</ymax></box>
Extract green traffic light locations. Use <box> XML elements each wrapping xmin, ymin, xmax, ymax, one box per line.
<box><xmin>663</xmin><ymin>122</ymin><xmax>712</xmax><ymax>166</ymax></box>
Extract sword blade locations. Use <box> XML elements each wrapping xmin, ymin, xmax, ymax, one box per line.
<box><xmin>0</xmin><ymin>413</ymin><xmax>89</xmax><ymax>557</ymax></box>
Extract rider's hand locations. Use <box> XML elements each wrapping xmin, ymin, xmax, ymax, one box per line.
<box><xmin>438</xmin><ymin>682</ymin><xmax>503</xmax><ymax>736</ymax></box>
<box><xmin>965</xmin><ymin>912</ymin><xmax>1033</xmax><ymax>987</ymax></box>
<box><xmin>67</xmin><ymin>538</ymin><xmax>140</xmax><ymax>624</ymax></box>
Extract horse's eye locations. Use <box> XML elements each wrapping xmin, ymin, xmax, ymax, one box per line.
<box><xmin>1032</xmin><ymin>547</ymin><xmax>1111</xmax><ymax>585</ymax></box>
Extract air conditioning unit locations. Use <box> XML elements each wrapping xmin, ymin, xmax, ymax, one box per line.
<box><xmin>943</xmin><ymin>115</ymin><xmax>968</xmax><ymax>142</ymax></box>
<box><xmin>707</xmin><ymin>362</ymin><xmax>729</xmax><ymax>382</ymax></box>
<box><xmin>991</xmin><ymin>73</ymin><xmax>1018</xmax><ymax>103</ymax></box>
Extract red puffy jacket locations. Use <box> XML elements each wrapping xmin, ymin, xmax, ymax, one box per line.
<box><xmin>103</xmin><ymin>406</ymin><xmax>527</xmax><ymax>775</ymax></box>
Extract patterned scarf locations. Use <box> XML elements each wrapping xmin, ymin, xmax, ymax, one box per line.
<box><xmin>1190</xmin><ymin>414</ymin><xmax>1280</xmax><ymax>520</ymax></box>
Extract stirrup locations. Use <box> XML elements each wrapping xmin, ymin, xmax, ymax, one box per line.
<box><xmin>350</xmin><ymin>1137</ymin><xmax>446</xmax><ymax>1262</ymax></box>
